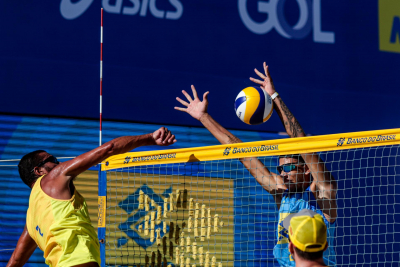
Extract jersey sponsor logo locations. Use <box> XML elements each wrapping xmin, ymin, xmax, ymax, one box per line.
<box><xmin>238</xmin><ymin>0</ymin><xmax>335</xmax><ymax>43</ymax></box>
<box><xmin>60</xmin><ymin>0</ymin><xmax>183</xmax><ymax>20</ymax></box>
<box><xmin>277</xmin><ymin>212</ymin><xmax>290</xmax><ymax>245</ymax></box>
<box><xmin>379</xmin><ymin>0</ymin><xmax>400</xmax><ymax>53</ymax></box>
<box><xmin>36</xmin><ymin>225</ymin><xmax>44</xmax><ymax>237</ymax></box>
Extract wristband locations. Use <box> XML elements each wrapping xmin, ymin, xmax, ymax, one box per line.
<box><xmin>271</xmin><ymin>92</ymin><xmax>279</xmax><ymax>100</ymax></box>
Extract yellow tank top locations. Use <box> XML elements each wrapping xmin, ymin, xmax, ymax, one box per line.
<box><xmin>26</xmin><ymin>175</ymin><xmax>100</xmax><ymax>267</ymax></box>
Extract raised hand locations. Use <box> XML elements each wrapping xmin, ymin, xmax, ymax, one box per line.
<box><xmin>249</xmin><ymin>62</ymin><xmax>276</xmax><ymax>96</ymax></box>
<box><xmin>152</xmin><ymin>127</ymin><xmax>177</xmax><ymax>146</ymax></box>
<box><xmin>174</xmin><ymin>85</ymin><xmax>209</xmax><ymax>121</ymax></box>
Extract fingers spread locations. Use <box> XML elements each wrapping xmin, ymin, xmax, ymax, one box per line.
<box><xmin>254</xmin><ymin>68</ymin><xmax>266</xmax><ymax>79</ymax></box>
<box><xmin>263</xmin><ymin>62</ymin><xmax>268</xmax><ymax>76</ymax></box>
<box><xmin>203</xmin><ymin>91</ymin><xmax>209</xmax><ymax>102</ymax></box>
<box><xmin>182</xmin><ymin>90</ymin><xmax>193</xmax><ymax>102</ymax></box>
<box><xmin>265</xmin><ymin>65</ymin><xmax>271</xmax><ymax>77</ymax></box>
<box><xmin>176</xmin><ymin>97</ymin><xmax>189</xmax><ymax>107</ymax></box>
<box><xmin>249</xmin><ymin>77</ymin><xmax>264</xmax><ymax>85</ymax></box>
<box><xmin>191</xmin><ymin>85</ymin><xmax>198</xmax><ymax>99</ymax></box>
<box><xmin>174</xmin><ymin>107</ymin><xmax>187</xmax><ymax>112</ymax></box>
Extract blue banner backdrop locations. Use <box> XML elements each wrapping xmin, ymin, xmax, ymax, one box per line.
<box><xmin>1</xmin><ymin>1</ymin><xmax>400</xmax><ymax>135</ymax></box>
<box><xmin>1</xmin><ymin>114</ymin><xmax>400</xmax><ymax>266</ymax></box>
<box><xmin>0</xmin><ymin>114</ymin><xmax>284</xmax><ymax>266</ymax></box>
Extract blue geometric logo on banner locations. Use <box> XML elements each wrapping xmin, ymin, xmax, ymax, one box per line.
<box><xmin>117</xmin><ymin>184</ymin><xmax>172</xmax><ymax>249</ymax></box>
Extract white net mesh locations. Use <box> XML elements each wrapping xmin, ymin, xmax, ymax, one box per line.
<box><xmin>104</xmin><ymin>144</ymin><xmax>400</xmax><ymax>267</ymax></box>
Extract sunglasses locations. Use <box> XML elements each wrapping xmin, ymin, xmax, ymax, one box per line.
<box><xmin>277</xmin><ymin>164</ymin><xmax>302</xmax><ymax>174</ymax></box>
<box><xmin>30</xmin><ymin>156</ymin><xmax>59</xmax><ymax>173</ymax></box>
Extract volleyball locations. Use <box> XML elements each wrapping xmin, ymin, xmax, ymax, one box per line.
<box><xmin>234</xmin><ymin>86</ymin><xmax>273</xmax><ymax>125</ymax></box>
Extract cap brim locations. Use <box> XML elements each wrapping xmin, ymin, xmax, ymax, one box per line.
<box><xmin>282</xmin><ymin>213</ymin><xmax>296</xmax><ymax>230</ymax></box>
<box><xmin>282</xmin><ymin>209</ymin><xmax>320</xmax><ymax>231</ymax></box>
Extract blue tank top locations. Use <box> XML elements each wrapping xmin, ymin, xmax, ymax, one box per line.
<box><xmin>273</xmin><ymin>187</ymin><xmax>336</xmax><ymax>266</ymax></box>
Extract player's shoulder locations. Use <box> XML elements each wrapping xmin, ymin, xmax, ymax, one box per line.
<box><xmin>309</xmin><ymin>181</ymin><xmax>317</xmax><ymax>192</ymax></box>
<box><xmin>41</xmin><ymin>165</ymin><xmax>70</xmax><ymax>191</ymax></box>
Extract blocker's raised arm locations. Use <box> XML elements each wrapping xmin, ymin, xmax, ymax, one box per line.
<box><xmin>175</xmin><ymin>85</ymin><xmax>286</xmax><ymax>206</ymax></box>
<box><xmin>250</xmin><ymin>63</ymin><xmax>337</xmax><ymax>222</ymax></box>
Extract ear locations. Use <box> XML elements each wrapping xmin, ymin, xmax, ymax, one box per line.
<box><xmin>304</xmin><ymin>164</ymin><xmax>311</xmax><ymax>175</ymax></box>
<box><xmin>289</xmin><ymin>241</ymin><xmax>295</xmax><ymax>255</ymax></box>
<box><xmin>323</xmin><ymin>242</ymin><xmax>328</xmax><ymax>252</ymax></box>
<box><xmin>33</xmin><ymin>167</ymin><xmax>43</xmax><ymax>176</ymax></box>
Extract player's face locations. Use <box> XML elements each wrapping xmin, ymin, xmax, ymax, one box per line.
<box><xmin>35</xmin><ymin>152</ymin><xmax>60</xmax><ymax>174</ymax></box>
<box><xmin>278</xmin><ymin>157</ymin><xmax>311</xmax><ymax>192</ymax></box>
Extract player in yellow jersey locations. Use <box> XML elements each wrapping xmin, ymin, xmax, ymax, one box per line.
<box><xmin>7</xmin><ymin>128</ymin><xmax>177</xmax><ymax>267</ymax></box>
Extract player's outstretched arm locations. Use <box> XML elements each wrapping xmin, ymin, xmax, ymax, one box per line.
<box><xmin>250</xmin><ymin>63</ymin><xmax>304</xmax><ymax>138</ymax></box>
<box><xmin>175</xmin><ymin>86</ymin><xmax>286</xmax><ymax>203</ymax></box>
<box><xmin>6</xmin><ymin>225</ymin><xmax>37</xmax><ymax>267</ymax></box>
<box><xmin>42</xmin><ymin>128</ymin><xmax>177</xmax><ymax>193</ymax></box>
<box><xmin>250</xmin><ymin>63</ymin><xmax>337</xmax><ymax>221</ymax></box>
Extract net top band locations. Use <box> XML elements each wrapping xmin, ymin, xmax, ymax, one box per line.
<box><xmin>101</xmin><ymin>128</ymin><xmax>400</xmax><ymax>171</ymax></box>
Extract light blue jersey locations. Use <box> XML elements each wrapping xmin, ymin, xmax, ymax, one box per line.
<box><xmin>273</xmin><ymin>187</ymin><xmax>336</xmax><ymax>266</ymax></box>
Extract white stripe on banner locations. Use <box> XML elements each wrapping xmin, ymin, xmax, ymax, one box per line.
<box><xmin>100</xmin><ymin>61</ymin><xmax>103</xmax><ymax>79</ymax></box>
<box><xmin>101</xmin><ymin>27</ymin><xmax>103</xmax><ymax>43</ymax></box>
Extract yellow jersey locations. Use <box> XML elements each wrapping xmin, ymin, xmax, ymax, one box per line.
<box><xmin>26</xmin><ymin>175</ymin><xmax>100</xmax><ymax>267</ymax></box>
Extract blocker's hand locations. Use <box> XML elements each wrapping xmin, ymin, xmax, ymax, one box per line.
<box><xmin>249</xmin><ymin>62</ymin><xmax>276</xmax><ymax>96</ymax></box>
<box><xmin>152</xmin><ymin>127</ymin><xmax>177</xmax><ymax>146</ymax></box>
<box><xmin>175</xmin><ymin>85</ymin><xmax>209</xmax><ymax>121</ymax></box>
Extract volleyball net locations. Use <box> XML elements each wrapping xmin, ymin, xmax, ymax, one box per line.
<box><xmin>99</xmin><ymin>128</ymin><xmax>400</xmax><ymax>267</ymax></box>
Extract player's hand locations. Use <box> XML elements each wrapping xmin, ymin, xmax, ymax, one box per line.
<box><xmin>249</xmin><ymin>62</ymin><xmax>276</xmax><ymax>97</ymax></box>
<box><xmin>152</xmin><ymin>127</ymin><xmax>177</xmax><ymax>146</ymax></box>
<box><xmin>174</xmin><ymin>85</ymin><xmax>209</xmax><ymax>121</ymax></box>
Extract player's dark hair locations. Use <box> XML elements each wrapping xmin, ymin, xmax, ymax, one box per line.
<box><xmin>294</xmin><ymin>246</ymin><xmax>324</xmax><ymax>261</ymax></box>
<box><xmin>18</xmin><ymin>150</ymin><xmax>46</xmax><ymax>187</ymax></box>
<box><xmin>278</xmin><ymin>154</ymin><xmax>305</xmax><ymax>164</ymax></box>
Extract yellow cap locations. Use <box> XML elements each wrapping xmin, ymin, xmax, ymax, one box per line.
<box><xmin>282</xmin><ymin>209</ymin><xmax>327</xmax><ymax>253</ymax></box>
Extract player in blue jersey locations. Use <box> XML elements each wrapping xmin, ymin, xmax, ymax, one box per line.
<box><xmin>174</xmin><ymin>63</ymin><xmax>337</xmax><ymax>266</ymax></box>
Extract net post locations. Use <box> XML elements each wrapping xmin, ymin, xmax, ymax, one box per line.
<box><xmin>98</xmin><ymin>165</ymin><xmax>107</xmax><ymax>267</ymax></box>
<box><xmin>99</xmin><ymin>7</ymin><xmax>103</xmax><ymax>147</ymax></box>
<box><xmin>98</xmin><ymin>8</ymin><xmax>106</xmax><ymax>267</ymax></box>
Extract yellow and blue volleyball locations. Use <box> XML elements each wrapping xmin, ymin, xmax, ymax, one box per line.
<box><xmin>234</xmin><ymin>86</ymin><xmax>273</xmax><ymax>125</ymax></box>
